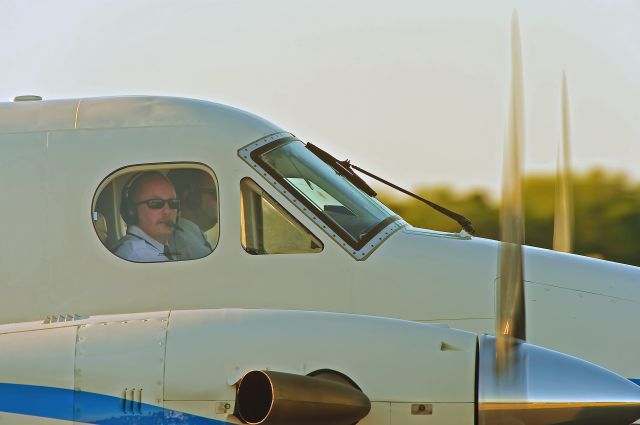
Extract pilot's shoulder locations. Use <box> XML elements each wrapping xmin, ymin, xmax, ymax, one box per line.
<box><xmin>113</xmin><ymin>235</ymin><xmax>162</xmax><ymax>262</ymax></box>
<box><xmin>114</xmin><ymin>236</ymin><xmax>144</xmax><ymax>251</ymax></box>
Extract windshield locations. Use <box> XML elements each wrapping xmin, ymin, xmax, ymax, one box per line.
<box><xmin>252</xmin><ymin>138</ymin><xmax>399</xmax><ymax>248</ymax></box>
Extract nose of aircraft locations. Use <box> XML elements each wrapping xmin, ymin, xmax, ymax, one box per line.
<box><xmin>478</xmin><ymin>335</ymin><xmax>640</xmax><ymax>425</ymax></box>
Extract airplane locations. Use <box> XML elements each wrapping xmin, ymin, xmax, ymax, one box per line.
<box><xmin>2</xmin><ymin>13</ymin><xmax>640</xmax><ymax>425</ymax></box>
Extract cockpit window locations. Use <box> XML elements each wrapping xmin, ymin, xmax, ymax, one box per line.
<box><xmin>92</xmin><ymin>163</ymin><xmax>219</xmax><ymax>263</ymax></box>
<box><xmin>240</xmin><ymin>178</ymin><xmax>323</xmax><ymax>255</ymax></box>
<box><xmin>251</xmin><ymin>138</ymin><xmax>399</xmax><ymax>249</ymax></box>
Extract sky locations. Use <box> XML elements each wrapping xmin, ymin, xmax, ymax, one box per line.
<box><xmin>1</xmin><ymin>0</ymin><xmax>639</xmax><ymax>195</ymax></box>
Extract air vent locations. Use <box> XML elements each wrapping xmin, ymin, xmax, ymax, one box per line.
<box><xmin>43</xmin><ymin>314</ymin><xmax>88</xmax><ymax>324</ymax></box>
<box><xmin>13</xmin><ymin>95</ymin><xmax>43</xmax><ymax>102</ymax></box>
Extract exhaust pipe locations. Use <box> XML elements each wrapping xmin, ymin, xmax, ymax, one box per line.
<box><xmin>478</xmin><ymin>335</ymin><xmax>640</xmax><ymax>425</ymax></box>
<box><xmin>235</xmin><ymin>370</ymin><xmax>371</xmax><ymax>425</ymax></box>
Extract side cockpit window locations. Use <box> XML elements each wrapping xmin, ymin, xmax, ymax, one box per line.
<box><xmin>93</xmin><ymin>164</ymin><xmax>219</xmax><ymax>263</ymax></box>
<box><xmin>240</xmin><ymin>178</ymin><xmax>323</xmax><ymax>255</ymax></box>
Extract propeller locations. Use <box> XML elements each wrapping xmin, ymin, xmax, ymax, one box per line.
<box><xmin>495</xmin><ymin>10</ymin><xmax>527</xmax><ymax>375</ymax></box>
<box><xmin>553</xmin><ymin>71</ymin><xmax>574</xmax><ymax>253</ymax></box>
<box><xmin>479</xmin><ymin>13</ymin><xmax>640</xmax><ymax>425</ymax></box>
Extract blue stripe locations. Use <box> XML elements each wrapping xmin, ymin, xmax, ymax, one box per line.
<box><xmin>0</xmin><ymin>383</ymin><xmax>226</xmax><ymax>424</ymax></box>
<box><xmin>630</xmin><ymin>379</ymin><xmax>640</xmax><ymax>387</ymax></box>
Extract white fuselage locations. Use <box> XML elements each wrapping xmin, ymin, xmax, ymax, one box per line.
<box><xmin>1</xmin><ymin>96</ymin><xmax>639</xmax><ymax>383</ymax></box>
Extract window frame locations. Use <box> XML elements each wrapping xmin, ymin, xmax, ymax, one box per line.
<box><xmin>91</xmin><ymin>161</ymin><xmax>220</xmax><ymax>263</ymax></box>
<box><xmin>238</xmin><ymin>133</ymin><xmax>406</xmax><ymax>260</ymax></box>
<box><xmin>240</xmin><ymin>177</ymin><xmax>324</xmax><ymax>255</ymax></box>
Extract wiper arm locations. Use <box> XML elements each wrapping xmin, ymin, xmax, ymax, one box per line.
<box><xmin>306</xmin><ymin>143</ymin><xmax>377</xmax><ymax>197</ymax></box>
<box><xmin>305</xmin><ymin>143</ymin><xmax>476</xmax><ymax>235</ymax></box>
<box><xmin>348</xmin><ymin>163</ymin><xmax>475</xmax><ymax>235</ymax></box>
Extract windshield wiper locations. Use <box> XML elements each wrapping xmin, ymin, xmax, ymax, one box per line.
<box><xmin>305</xmin><ymin>143</ymin><xmax>476</xmax><ymax>235</ymax></box>
<box><xmin>306</xmin><ymin>143</ymin><xmax>377</xmax><ymax>197</ymax></box>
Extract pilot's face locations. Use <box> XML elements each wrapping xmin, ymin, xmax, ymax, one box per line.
<box><xmin>196</xmin><ymin>174</ymin><xmax>218</xmax><ymax>231</ymax></box>
<box><xmin>134</xmin><ymin>176</ymin><xmax>178</xmax><ymax>244</ymax></box>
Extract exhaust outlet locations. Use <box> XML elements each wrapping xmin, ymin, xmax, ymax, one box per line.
<box><xmin>236</xmin><ymin>370</ymin><xmax>371</xmax><ymax>425</ymax></box>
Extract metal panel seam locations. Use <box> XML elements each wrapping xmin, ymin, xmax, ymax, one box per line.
<box><xmin>162</xmin><ymin>311</ymin><xmax>172</xmax><ymax>404</ymax></box>
<box><xmin>72</xmin><ymin>324</ymin><xmax>80</xmax><ymax>423</ymax></box>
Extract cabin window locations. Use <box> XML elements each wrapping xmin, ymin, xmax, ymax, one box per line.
<box><xmin>92</xmin><ymin>164</ymin><xmax>219</xmax><ymax>263</ymax></box>
<box><xmin>240</xmin><ymin>178</ymin><xmax>323</xmax><ymax>255</ymax></box>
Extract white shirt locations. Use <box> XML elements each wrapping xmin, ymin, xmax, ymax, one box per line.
<box><xmin>169</xmin><ymin>218</ymin><xmax>213</xmax><ymax>261</ymax></box>
<box><xmin>114</xmin><ymin>225</ymin><xmax>171</xmax><ymax>263</ymax></box>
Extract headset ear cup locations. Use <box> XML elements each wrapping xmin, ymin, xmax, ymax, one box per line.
<box><xmin>120</xmin><ymin>174</ymin><xmax>140</xmax><ymax>225</ymax></box>
<box><xmin>123</xmin><ymin>200</ymin><xmax>138</xmax><ymax>226</ymax></box>
<box><xmin>129</xmin><ymin>203</ymin><xmax>139</xmax><ymax>225</ymax></box>
<box><xmin>120</xmin><ymin>190</ymin><xmax>138</xmax><ymax>225</ymax></box>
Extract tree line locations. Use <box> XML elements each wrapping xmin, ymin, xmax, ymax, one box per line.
<box><xmin>377</xmin><ymin>169</ymin><xmax>640</xmax><ymax>267</ymax></box>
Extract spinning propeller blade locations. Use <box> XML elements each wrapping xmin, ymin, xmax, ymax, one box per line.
<box><xmin>553</xmin><ymin>71</ymin><xmax>574</xmax><ymax>253</ymax></box>
<box><xmin>496</xmin><ymin>10</ymin><xmax>527</xmax><ymax>375</ymax></box>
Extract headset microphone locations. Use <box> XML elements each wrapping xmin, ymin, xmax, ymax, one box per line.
<box><xmin>166</xmin><ymin>220</ymin><xmax>184</xmax><ymax>232</ymax></box>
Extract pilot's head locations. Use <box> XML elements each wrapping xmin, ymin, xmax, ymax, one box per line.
<box><xmin>123</xmin><ymin>171</ymin><xmax>179</xmax><ymax>244</ymax></box>
<box><xmin>168</xmin><ymin>169</ymin><xmax>218</xmax><ymax>232</ymax></box>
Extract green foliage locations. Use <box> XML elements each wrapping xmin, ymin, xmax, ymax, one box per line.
<box><xmin>377</xmin><ymin>169</ymin><xmax>640</xmax><ymax>266</ymax></box>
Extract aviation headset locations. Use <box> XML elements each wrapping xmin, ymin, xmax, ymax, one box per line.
<box><xmin>120</xmin><ymin>171</ymin><xmax>179</xmax><ymax>225</ymax></box>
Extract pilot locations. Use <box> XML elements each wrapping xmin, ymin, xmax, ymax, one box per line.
<box><xmin>114</xmin><ymin>171</ymin><xmax>180</xmax><ymax>262</ymax></box>
<box><xmin>167</xmin><ymin>169</ymin><xmax>218</xmax><ymax>260</ymax></box>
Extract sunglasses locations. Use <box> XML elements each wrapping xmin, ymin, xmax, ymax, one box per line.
<box><xmin>136</xmin><ymin>198</ymin><xmax>181</xmax><ymax>210</ymax></box>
